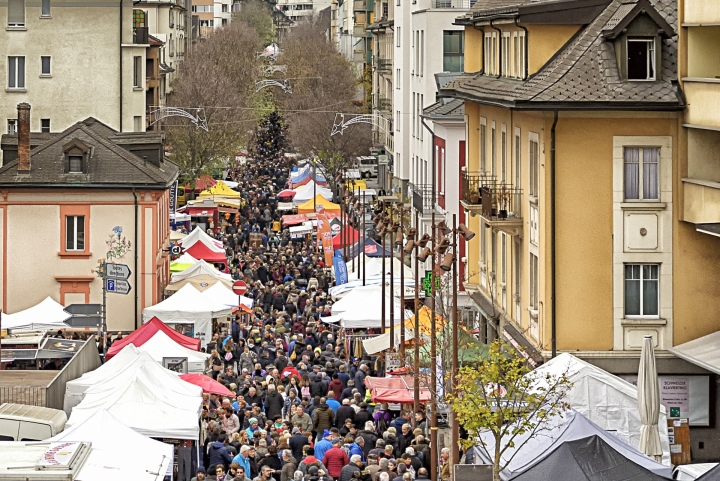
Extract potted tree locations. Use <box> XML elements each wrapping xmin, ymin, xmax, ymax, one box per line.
<box><xmin>498</xmin><ymin>184</ymin><xmax>509</xmax><ymax>219</ymax></box>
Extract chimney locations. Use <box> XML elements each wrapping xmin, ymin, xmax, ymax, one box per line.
<box><xmin>17</xmin><ymin>103</ymin><xmax>31</xmax><ymax>173</ymax></box>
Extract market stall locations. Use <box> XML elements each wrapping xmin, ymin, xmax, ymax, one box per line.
<box><xmin>105</xmin><ymin>317</ymin><xmax>201</xmax><ymax>359</ymax></box>
<box><xmin>142</xmin><ymin>284</ymin><xmax>232</xmax><ymax>346</ymax></box>
<box><xmin>178</xmin><ymin>226</ymin><xmax>227</xmax><ymax>265</ymax></box>
<box><xmin>328</xmin><ymin>285</ymin><xmax>411</xmax><ymax>329</ymax></box>
<box><xmin>364</xmin><ymin>375</ymin><xmax>432</xmax><ymax>404</ymax></box>
<box><xmin>296</xmin><ymin>194</ymin><xmax>340</xmax><ymax>213</ymax></box>
<box><xmin>48</xmin><ymin>408</ymin><xmax>174</xmax><ymax>481</ymax></box>
<box><xmin>170</xmin><ymin>253</ymin><xmax>198</xmax><ymax>273</ymax></box>
<box><xmin>1</xmin><ymin>297</ymin><xmax>71</xmax><ymax>331</ymax></box>
<box><xmin>292</xmin><ymin>182</ymin><xmax>333</xmax><ymax>204</ymax></box>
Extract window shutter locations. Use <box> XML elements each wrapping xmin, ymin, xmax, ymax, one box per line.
<box><xmin>8</xmin><ymin>0</ymin><xmax>25</xmax><ymax>25</ymax></box>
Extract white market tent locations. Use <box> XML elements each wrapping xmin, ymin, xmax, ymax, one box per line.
<box><xmin>48</xmin><ymin>409</ymin><xmax>174</xmax><ymax>481</ymax></box>
<box><xmin>328</xmin><ymin>284</ymin><xmax>412</xmax><ymax>329</ymax></box>
<box><xmin>669</xmin><ymin>330</ymin><xmax>720</xmax><ymax>376</ymax></box>
<box><xmin>132</xmin><ymin>329</ymin><xmax>210</xmax><ymax>373</ymax></box>
<box><xmin>1</xmin><ymin>297</ymin><xmax>71</xmax><ymax>331</ymax></box>
<box><xmin>170</xmin><ymin>252</ymin><xmax>198</xmax><ymax>267</ymax></box>
<box><xmin>329</xmin><ymin>276</ymin><xmax>419</xmax><ymax>300</ymax></box>
<box><xmin>179</xmin><ymin>226</ymin><xmax>224</xmax><ymax>252</ymax></box>
<box><xmin>171</xmin><ymin>259</ymin><xmax>233</xmax><ymax>283</ymax></box>
<box><xmin>292</xmin><ymin>181</ymin><xmax>333</xmax><ymax>203</ymax></box>
<box><xmin>142</xmin><ymin>283</ymin><xmax>231</xmax><ymax>345</ymax></box>
<box><xmin>202</xmin><ymin>281</ymin><xmax>241</xmax><ymax>307</ymax></box>
<box><xmin>469</xmin><ymin>409</ymin><xmax>672</xmax><ymax>480</ymax></box>
<box><xmin>531</xmin><ymin>353</ymin><xmax>670</xmax><ymax>466</ymax></box>
<box><xmin>345</xmin><ymin>256</ymin><xmax>415</xmax><ymax>281</ymax></box>
<box><xmin>66</xmin><ymin>368</ymin><xmax>202</xmax><ymax>440</ymax></box>
<box><xmin>65</xmin><ymin>345</ymin><xmax>147</xmax><ymax>412</ymax></box>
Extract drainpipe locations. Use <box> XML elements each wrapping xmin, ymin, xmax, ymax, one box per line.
<box><xmin>490</xmin><ymin>19</ymin><xmax>502</xmax><ymax>78</ymax></box>
<box><xmin>120</xmin><ymin>0</ymin><xmax>124</xmax><ymax>131</ymax></box>
<box><xmin>514</xmin><ymin>17</ymin><xmax>528</xmax><ymax>80</ymax></box>
<box><xmin>133</xmin><ymin>188</ymin><xmax>139</xmax><ymax>329</ymax></box>
<box><xmin>550</xmin><ymin>110</ymin><xmax>558</xmax><ymax>358</ymax></box>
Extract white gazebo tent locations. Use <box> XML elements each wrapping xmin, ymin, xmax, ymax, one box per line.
<box><xmin>48</xmin><ymin>408</ymin><xmax>174</xmax><ymax>480</ymax></box>
<box><xmin>328</xmin><ymin>284</ymin><xmax>411</xmax><ymax>329</ymax></box>
<box><xmin>530</xmin><ymin>352</ymin><xmax>670</xmax><ymax>465</ymax></box>
<box><xmin>66</xmin><ymin>370</ymin><xmax>202</xmax><ymax>440</ymax></box>
<box><xmin>202</xmin><ymin>281</ymin><xmax>246</xmax><ymax>308</ymax></box>
<box><xmin>142</xmin><ymin>283</ymin><xmax>232</xmax><ymax>345</ymax></box>
<box><xmin>1</xmin><ymin>297</ymin><xmax>71</xmax><ymax>331</ymax></box>
<box><xmin>132</xmin><ymin>329</ymin><xmax>210</xmax><ymax>373</ymax></box>
<box><xmin>171</xmin><ymin>259</ymin><xmax>233</xmax><ymax>283</ymax></box>
<box><xmin>179</xmin><ymin>226</ymin><xmax>224</xmax><ymax>251</ymax></box>
<box><xmin>292</xmin><ymin>181</ymin><xmax>333</xmax><ymax>203</ymax></box>
<box><xmin>346</xmin><ymin>256</ymin><xmax>414</xmax><ymax>280</ymax></box>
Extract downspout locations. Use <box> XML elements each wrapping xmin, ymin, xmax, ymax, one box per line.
<box><xmin>490</xmin><ymin>19</ymin><xmax>502</xmax><ymax>78</ymax></box>
<box><xmin>132</xmin><ymin>188</ymin><xmax>139</xmax><ymax>329</ymax></box>
<box><xmin>422</xmin><ymin>119</ymin><xmax>436</xmax><ymax>203</ymax></box>
<box><xmin>514</xmin><ymin>17</ymin><xmax>528</xmax><ymax>79</ymax></box>
<box><xmin>120</xmin><ymin>0</ymin><xmax>124</xmax><ymax>132</ymax></box>
<box><xmin>550</xmin><ymin>110</ymin><xmax>558</xmax><ymax>358</ymax></box>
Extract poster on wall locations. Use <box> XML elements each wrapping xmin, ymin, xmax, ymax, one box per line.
<box><xmin>621</xmin><ymin>375</ymin><xmax>709</xmax><ymax>426</ymax></box>
<box><xmin>660</xmin><ymin>378</ymin><xmax>690</xmax><ymax>418</ymax></box>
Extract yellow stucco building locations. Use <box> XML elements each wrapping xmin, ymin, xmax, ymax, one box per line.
<box><xmin>444</xmin><ymin>0</ymin><xmax>720</xmax><ymax>456</ymax></box>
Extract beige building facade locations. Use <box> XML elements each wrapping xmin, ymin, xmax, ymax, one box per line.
<box><xmin>444</xmin><ymin>0</ymin><xmax>720</xmax><ymax>456</ymax></box>
<box><xmin>1</xmin><ymin>0</ymin><xmax>148</xmax><ymax>134</ymax></box>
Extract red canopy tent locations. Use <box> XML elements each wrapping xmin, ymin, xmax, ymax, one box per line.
<box><xmin>364</xmin><ymin>375</ymin><xmax>432</xmax><ymax>404</ymax></box>
<box><xmin>180</xmin><ymin>373</ymin><xmax>235</xmax><ymax>397</ymax></box>
<box><xmin>183</xmin><ymin>242</ymin><xmax>228</xmax><ymax>264</ymax></box>
<box><xmin>282</xmin><ymin>214</ymin><xmax>308</xmax><ymax>226</ymax></box>
<box><xmin>332</xmin><ymin>225</ymin><xmax>360</xmax><ymax>249</ymax></box>
<box><xmin>105</xmin><ymin>317</ymin><xmax>201</xmax><ymax>360</ymax></box>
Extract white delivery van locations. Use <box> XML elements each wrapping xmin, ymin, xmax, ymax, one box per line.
<box><xmin>0</xmin><ymin>441</ymin><xmax>91</xmax><ymax>480</ymax></box>
<box><xmin>0</xmin><ymin>403</ymin><xmax>68</xmax><ymax>441</ymax></box>
<box><xmin>356</xmin><ymin>156</ymin><xmax>378</xmax><ymax>178</ymax></box>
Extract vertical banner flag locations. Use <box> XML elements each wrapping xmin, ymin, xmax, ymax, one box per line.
<box><xmin>333</xmin><ymin>251</ymin><xmax>349</xmax><ymax>285</ymax></box>
<box><xmin>169</xmin><ymin>180</ymin><xmax>178</xmax><ymax>216</ymax></box>
<box><xmin>316</xmin><ymin>213</ymin><xmax>334</xmax><ymax>266</ymax></box>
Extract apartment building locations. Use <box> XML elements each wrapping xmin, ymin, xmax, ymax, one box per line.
<box><xmin>391</xmin><ymin>0</ymin><xmax>468</xmax><ymax>204</ymax></box>
<box><xmin>191</xmin><ymin>0</ymin><xmax>233</xmax><ymax>37</ymax></box>
<box><xmin>336</xmin><ymin>0</ymin><xmax>374</xmax><ymax>79</ymax></box>
<box><xmin>443</xmin><ymin>0</ymin><xmax>720</xmax><ymax>455</ymax></box>
<box><xmin>1</xmin><ymin>0</ymin><xmax>147</xmax><ymax>134</ymax></box>
<box><xmin>276</xmin><ymin>0</ymin><xmax>332</xmax><ymax>24</ymax></box>
<box><xmin>368</xmin><ymin>0</ymin><xmax>394</xmax><ymax>164</ymax></box>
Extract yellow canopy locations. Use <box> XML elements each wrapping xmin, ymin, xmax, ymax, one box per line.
<box><xmin>297</xmin><ymin>195</ymin><xmax>341</xmax><ymax>214</ymax></box>
<box><xmin>198</xmin><ymin>180</ymin><xmax>241</xmax><ymax>199</ymax></box>
<box><xmin>345</xmin><ymin>179</ymin><xmax>367</xmax><ymax>191</ymax></box>
<box><xmin>400</xmin><ymin>306</ymin><xmax>447</xmax><ymax>335</ymax></box>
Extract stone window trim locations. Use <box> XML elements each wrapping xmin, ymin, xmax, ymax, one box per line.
<box><xmin>59</xmin><ymin>204</ymin><xmax>91</xmax><ymax>259</ymax></box>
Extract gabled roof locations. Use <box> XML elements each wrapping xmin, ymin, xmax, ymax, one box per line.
<box><xmin>0</xmin><ymin>118</ymin><xmax>178</xmax><ymax>188</ymax></box>
<box><xmin>423</xmin><ymin>98</ymin><xmax>465</xmax><ymax>119</ymax></box>
<box><xmin>601</xmin><ymin>0</ymin><xmax>675</xmax><ymax>38</ymax></box>
<box><xmin>443</xmin><ymin>0</ymin><xmax>682</xmax><ymax>110</ymax></box>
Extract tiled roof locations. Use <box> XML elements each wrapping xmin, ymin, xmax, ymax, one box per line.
<box><xmin>423</xmin><ymin>98</ymin><xmax>465</xmax><ymax>118</ymax></box>
<box><xmin>0</xmin><ymin>119</ymin><xmax>178</xmax><ymax>188</ymax></box>
<box><xmin>444</xmin><ymin>0</ymin><xmax>682</xmax><ymax>109</ymax></box>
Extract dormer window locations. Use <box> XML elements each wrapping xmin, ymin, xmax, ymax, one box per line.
<box><xmin>627</xmin><ymin>38</ymin><xmax>656</xmax><ymax>80</ymax></box>
<box><xmin>62</xmin><ymin>139</ymin><xmax>90</xmax><ymax>174</ymax></box>
<box><xmin>68</xmin><ymin>155</ymin><xmax>83</xmax><ymax>173</ymax></box>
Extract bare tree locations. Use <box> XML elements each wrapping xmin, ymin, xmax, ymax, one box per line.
<box><xmin>166</xmin><ymin>20</ymin><xmax>265</xmax><ymax>186</ymax></box>
<box><xmin>276</xmin><ymin>20</ymin><xmax>371</xmax><ymax>185</ymax></box>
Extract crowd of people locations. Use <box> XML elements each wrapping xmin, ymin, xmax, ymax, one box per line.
<box><xmin>185</xmin><ymin>155</ymin><xmax>448</xmax><ymax>481</ymax></box>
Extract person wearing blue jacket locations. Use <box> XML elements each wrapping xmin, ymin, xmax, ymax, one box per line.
<box><xmin>208</xmin><ymin>433</ymin><xmax>233</xmax><ymax>473</ymax></box>
<box><xmin>314</xmin><ymin>429</ymin><xmax>335</xmax><ymax>463</ymax></box>
<box><xmin>231</xmin><ymin>445</ymin><xmax>252</xmax><ymax>478</ymax></box>
<box><xmin>348</xmin><ymin>437</ymin><xmax>365</xmax><ymax>462</ymax></box>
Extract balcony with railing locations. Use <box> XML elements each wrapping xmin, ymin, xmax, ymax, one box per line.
<box><xmin>133</xmin><ymin>26</ymin><xmax>149</xmax><ymax>44</ymax></box>
<box><xmin>460</xmin><ymin>171</ymin><xmax>495</xmax><ymax>212</ymax></box>
<box><xmin>373</xmin><ymin>110</ymin><xmax>393</xmax><ymax>152</ymax></box>
<box><xmin>480</xmin><ymin>183</ymin><xmax>523</xmax><ymax>236</ymax></box>
<box><xmin>376</xmin><ymin>57</ymin><xmax>392</xmax><ymax>72</ymax></box>
<box><xmin>412</xmin><ymin>184</ymin><xmax>436</xmax><ymax>216</ymax></box>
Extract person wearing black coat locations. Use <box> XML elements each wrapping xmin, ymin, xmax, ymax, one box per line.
<box><xmin>257</xmin><ymin>446</ymin><xmax>282</xmax><ymax>481</ymax></box>
<box><xmin>336</xmin><ymin>399</ymin><xmax>356</xmax><ymax>428</ymax></box>
<box><xmin>354</xmin><ymin>404</ymin><xmax>372</xmax><ymax>427</ymax></box>
<box><xmin>288</xmin><ymin>428</ymin><xmax>310</xmax><ymax>462</ymax></box>
<box><xmin>264</xmin><ymin>386</ymin><xmax>284</xmax><ymax>420</ymax></box>
<box><xmin>310</xmin><ymin>378</ymin><xmax>328</xmax><ymax>399</ymax></box>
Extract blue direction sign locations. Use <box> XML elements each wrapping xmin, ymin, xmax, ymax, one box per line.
<box><xmin>106</xmin><ymin>278</ymin><xmax>132</xmax><ymax>295</ymax></box>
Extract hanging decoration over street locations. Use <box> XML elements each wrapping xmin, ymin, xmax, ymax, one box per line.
<box><xmin>257</xmin><ymin>43</ymin><xmax>280</xmax><ymax>60</ymax></box>
<box><xmin>255</xmin><ymin>79</ymin><xmax>293</xmax><ymax>94</ymax></box>
<box><xmin>148</xmin><ymin>107</ymin><xmax>208</xmax><ymax>131</ymax></box>
<box><xmin>264</xmin><ymin>65</ymin><xmax>288</xmax><ymax>76</ymax></box>
<box><xmin>330</xmin><ymin>113</ymin><xmax>389</xmax><ymax>136</ymax></box>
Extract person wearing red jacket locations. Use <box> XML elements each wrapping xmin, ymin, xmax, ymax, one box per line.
<box><xmin>322</xmin><ymin>438</ymin><xmax>349</xmax><ymax>480</ymax></box>
<box><xmin>328</xmin><ymin>374</ymin><xmax>344</xmax><ymax>401</ymax></box>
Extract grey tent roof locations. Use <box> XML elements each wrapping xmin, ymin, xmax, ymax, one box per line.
<box><xmin>697</xmin><ymin>464</ymin><xmax>720</xmax><ymax>480</ymax></box>
<box><xmin>512</xmin><ymin>435</ymin><xmax>669</xmax><ymax>481</ymax></box>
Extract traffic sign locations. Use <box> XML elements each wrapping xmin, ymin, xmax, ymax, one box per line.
<box><xmin>106</xmin><ymin>278</ymin><xmax>132</xmax><ymax>295</ymax></box>
<box><xmin>232</xmin><ymin>280</ymin><xmax>247</xmax><ymax>296</ymax></box>
<box><xmin>106</xmin><ymin>263</ymin><xmax>131</xmax><ymax>280</ymax></box>
<box><xmin>170</xmin><ymin>245</ymin><xmax>183</xmax><ymax>256</ymax></box>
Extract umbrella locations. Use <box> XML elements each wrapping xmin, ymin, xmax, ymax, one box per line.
<box><xmin>180</xmin><ymin>373</ymin><xmax>235</xmax><ymax>397</ymax></box>
<box><xmin>278</xmin><ymin>189</ymin><xmax>297</xmax><ymax>199</ymax></box>
<box><xmin>638</xmin><ymin>335</ymin><xmax>662</xmax><ymax>461</ymax></box>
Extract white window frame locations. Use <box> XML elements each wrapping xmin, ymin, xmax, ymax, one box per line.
<box><xmin>7</xmin><ymin>56</ymin><xmax>25</xmax><ymax>89</ymax></box>
<box><xmin>396</xmin><ymin>27</ymin><xmax>401</xmax><ymax>47</ymax></box>
<box><xmin>480</xmin><ymin>222</ymin><xmax>487</xmax><ymax>288</ymax></box>
<box><xmin>501</xmin><ymin>124</ymin><xmax>507</xmax><ymax>183</ymax></box>
<box><xmin>529</xmin><ymin>252</ymin><xmax>539</xmax><ymax>312</ymax></box>
<box><xmin>41</xmin><ymin>0</ymin><xmax>51</xmax><ymax>17</ymax></box>
<box><xmin>66</xmin><ymin>215</ymin><xmax>85</xmax><ymax>251</ymax></box>
<box><xmin>624</xmin><ymin>263</ymin><xmax>660</xmax><ymax>318</ymax></box>
<box><xmin>7</xmin><ymin>0</ymin><xmax>25</xmax><ymax>27</ymax></box>
<box><xmin>514</xmin><ymin>127</ymin><xmax>521</xmax><ymax>188</ymax></box>
<box><xmin>529</xmin><ymin>132</ymin><xmax>539</xmax><ymax>198</ymax></box>
<box><xmin>627</xmin><ymin>38</ymin><xmax>656</xmax><ymax>81</ymax></box>
<box><xmin>501</xmin><ymin>32</ymin><xmax>510</xmax><ymax>77</ymax></box>
<box><xmin>623</xmin><ymin>146</ymin><xmax>660</xmax><ymax>201</ymax></box>
<box><xmin>491</xmin><ymin>121</ymin><xmax>496</xmax><ymax>177</ymax></box>
<box><xmin>529</xmin><ymin>204</ymin><xmax>539</xmax><ymax>246</ymax></box>
<box><xmin>480</xmin><ymin>117</ymin><xmax>487</xmax><ymax>173</ymax></box>
<box><xmin>133</xmin><ymin>56</ymin><xmax>142</xmax><ymax>88</ymax></box>
<box><xmin>40</xmin><ymin>56</ymin><xmax>51</xmax><ymax>77</ymax></box>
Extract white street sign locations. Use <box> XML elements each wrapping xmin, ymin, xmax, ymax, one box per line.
<box><xmin>106</xmin><ymin>264</ymin><xmax>132</xmax><ymax>280</ymax></box>
<box><xmin>106</xmin><ymin>278</ymin><xmax>131</xmax><ymax>295</ymax></box>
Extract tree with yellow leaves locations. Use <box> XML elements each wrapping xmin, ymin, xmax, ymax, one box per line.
<box><xmin>446</xmin><ymin>340</ymin><xmax>572</xmax><ymax>481</ymax></box>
